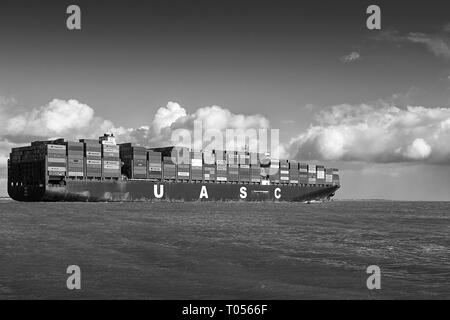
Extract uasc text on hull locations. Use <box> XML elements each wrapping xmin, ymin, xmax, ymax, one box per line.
<box><xmin>8</xmin><ymin>180</ymin><xmax>339</xmax><ymax>202</ymax></box>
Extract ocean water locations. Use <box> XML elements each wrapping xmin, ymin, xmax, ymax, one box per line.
<box><xmin>0</xmin><ymin>200</ymin><xmax>448</xmax><ymax>299</ymax></box>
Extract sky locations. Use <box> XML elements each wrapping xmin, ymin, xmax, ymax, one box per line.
<box><xmin>1</xmin><ymin>0</ymin><xmax>450</xmax><ymax>200</ymax></box>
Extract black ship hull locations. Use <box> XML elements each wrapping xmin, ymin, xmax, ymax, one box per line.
<box><xmin>8</xmin><ymin>180</ymin><xmax>339</xmax><ymax>202</ymax></box>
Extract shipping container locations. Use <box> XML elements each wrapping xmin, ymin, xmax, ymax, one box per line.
<box><xmin>316</xmin><ymin>165</ymin><xmax>325</xmax><ymax>184</ymax></box>
<box><xmin>203</xmin><ymin>152</ymin><xmax>215</xmax><ymax>165</ymax></box>
<box><xmin>268</xmin><ymin>158</ymin><xmax>280</xmax><ymax>183</ymax></box>
<box><xmin>163</xmin><ymin>163</ymin><xmax>176</xmax><ymax>180</ymax></box>
<box><xmin>307</xmin><ymin>172</ymin><xmax>317</xmax><ymax>185</ymax></box>
<box><xmin>227</xmin><ymin>152</ymin><xmax>238</xmax><ymax>166</ymax></box>
<box><xmin>79</xmin><ymin>138</ymin><xmax>100</xmax><ymax>144</ymax></box>
<box><xmin>191</xmin><ymin>168</ymin><xmax>202</xmax><ymax>181</ymax></box>
<box><xmin>190</xmin><ymin>151</ymin><xmax>202</xmax><ymax>159</ymax></box>
<box><xmin>238</xmin><ymin>165</ymin><xmax>250</xmax><ymax>183</ymax></box>
<box><xmin>177</xmin><ymin>164</ymin><xmax>190</xmax><ymax>180</ymax></box>
<box><xmin>67</xmin><ymin>141</ymin><xmax>84</xmax><ymax>157</ymax></box>
<box><xmin>299</xmin><ymin>163</ymin><xmax>308</xmax><ymax>173</ymax></box>
<box><xmin>249</xmin><ymin>153</ymin><xmax>258</xmax><ymax>166</ymax></box>
<box><xmin>148</xmin><ymin>154</ymin><xmax>162</xmax><ymax>180</ymax></box>
<box><xmin>250</xmin><ymin>164</ymin><xmax>261</xmax><ymax>183</ymax></box>
<box><xmin>67</xmin><ymin>155</ymin><xmax>84</xmax><ymax>178</ymax></box>
<box><xmin>289</xmin><ymin>161</ymin><xmax>299</xmax><ymax>184</ymax></box>
<box><xmin>203</xmin><ymin>165</ymin><xmax>215</xmax><ymax>181</ymax></box>
<box><xmin>279</xmin><ymin>159</ymin><xmax>289</xmax><ymax>184</ymax></box>
<box><xmin>47</xmin><ymin>144</ymin><xmax>67</xmax><ymax>176</ymax></box>
<box><xmin>332</xmin><ymin>173</ymin><xmax>340</xmax><ymax>185</ymax></box>
<box><xmin>299</xmin><ymin>173</ymin><xmax>308</xmax><ymax>184</ymax></box>
<box><xmin>238</xmin><ymin>154</ymin><xmax>250</xmax><ymax>165</ymax></box>
<box><xmin>212</xmin><ymin>150</ymin><xmax>226</xmax><ymax>163</ymax></box>
<box><xmin>150</xmin><ymin>146</ymin><xmax>190</xmax><ymax>164</ymax></box>
<box><xmin>102</xmin><ymin>144</ymin><xmax>120</xmax><ymax>158</ymax></box>
<box><xmin>228</xmin><ymin>163</ymin><xmax>239</xmax><ymax>182</ymax></box>
<box><xmin>216</xmin><ymin>160</ymin><xmax>228</xmax><ymax>181</ymax></box>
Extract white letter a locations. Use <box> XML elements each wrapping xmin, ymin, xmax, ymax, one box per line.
<box><xmin>66</xmin><ymin>265</ymin><xmax>81</xmax><ymax>290</ymax></box>
<box><xmin>199</xmin><ymin>186</ymin><xmax>208</xmax><ymax>199</ymax></box>
<box><xmin>366</xmin><ymin>265</ymin><xmax>381</xmax><ymax>289</ymax></box>
<box><xmin>366</xmin><ymin>5</ymin><xmax>381</xmax><ymax>30</ymax></box>
<box><xmin>66</xmin><ymin>5</ymin><xmax>81</xmax><ymax>30</ymax></box>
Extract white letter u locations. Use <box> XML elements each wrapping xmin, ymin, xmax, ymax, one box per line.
<box><xmin>154</xmin><ymin>184</ymin><xmax>164</xmax><ymax>198</ymax></box>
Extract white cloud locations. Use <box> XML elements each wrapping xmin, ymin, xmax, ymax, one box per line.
<box><xmin>375</xmin><ymin>29</ymin><xmax>450</xmax><ymax>60</ymax></box>
<box><xmin>1</xmin><ymin>98</ymin><xmax>119</xmax><ymax>139</ymax></box>
<box><xmin>404</xmin><ymin>138</ymin><xmax>432</xmax><ymax>160</ymax></box>
<box><xmin>0</xmin><ymin>177</ymin><xmax>7</xmax><ymax>197</ymax></box>
<box><xmin>288</xmin><ymin>102</ymin><xmax>450</xmax><ymax>164</ymax></box>
<box><xmin>340</xmin><ymin>51</ymin><xmax>361</xmax><ymax>63</ymax></box>
<box><xmin>0</xmin><ymin>96</ymin><xmax>273</xmax><ymax>157</ymax></box>
<box><xmin>127</xmin><ymin>103</ymin><xmax>272</xmax><ymax>152</ymax></box>
<box><xmin>151</xmin><ymin>101</ymin><xmax>187</xmax><ymax>135</ymax></box>
<box><xmin>406</xmin><ymin>32</ymin><xmax>450</xmax><ymax>59</ymax></box>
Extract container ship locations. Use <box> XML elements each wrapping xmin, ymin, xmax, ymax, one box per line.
<box><xmin>7</xmin><ymin>134</ymin><xmax>340</xmax><ymax>202</ymax></box>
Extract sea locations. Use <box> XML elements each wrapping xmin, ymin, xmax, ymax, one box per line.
<box><xmin>0</xmin><ymin>200</ymin><xmax>448</xmax><ymax>299</ymax></box>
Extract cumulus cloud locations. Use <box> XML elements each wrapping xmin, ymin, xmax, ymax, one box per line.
<box><xmin>288</xmin><ymin>102</ymin><xmax>450</xmax><ymax>164</ymax></box>
<box><xmin>404</xmin><ymin>138</ymin><xmax>432</xmax><ymax>160</ymax></box>
<box><xmin>340</xmin><ymin>51</ymin><xmax>361</xmax><ymax>63</ymax></box>
<box><xmin>127</xmin><ymin>102</ymin><xmax>273</xmax><ymax>153</ymax></box>
<box><xmin>0</xmin><ymin>97</ymin><xmax>274</xmax><ymax>164</ymax></box>
<box><xmin>0</xmin><ymin>98</ymin><xmax>119</xmax><ymax>140</ymax></box>
<box><xmin>151</xmin><ymin>101</ymin><xmax>187</xmax><ymax>135</ymax></box>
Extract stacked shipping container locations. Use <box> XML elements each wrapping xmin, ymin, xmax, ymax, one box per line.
<box><xmin>280</xmin><ymin>160</ymin><xmax>289</xmax><ymax>184</ymax></box>
<box><xmin>325</xmin><ymin>168</ymin><xmax>333</xmax><ymax>184</ymax></box>
<box><xmin>133</xmin><ymin>147</ymin><xmax>147</xmax><ymax>179</ymax></box>
<box><xmin>9</xmin><ymin>134</ymin><xmax>341</xmax><ymax>189</ymax></box>
<box><xmin>119</xmin><ymin>143</ymin><xmax>147</xmax><ymax>179</ymax></box>
<box><xmin>190</xmin><ymin>152</ymin><xmax>203</xmax><ymax>181</ymax></box>
<box><xmin>203</xmin><ymin>151</ymin><xmax>216</xmax><ymax>182</ymax></box>
<box><xmin>289</xmin><ymin>160</ymin><xmax>299</xmax><ymax>184</ymax></box>
<box><xmin>148</xmin><ymin>151</ymin><xmax>162</xmax><ymax>180</ymax></box>
<box><xmin>238</xmin><ymin>152</ymin><xmax>250</xmax><ymax>183</ymax></box>
<box><xmin>177</xmin><ymin>162</ymin><xmax>190</xmax><ymax>181</ymax></box>
<box><xmin>227</xmin><ymin>152</ymin><xmax>238</xmax><ymax>182</ymax></box>
<box><xmin>215</xmin><ymin>151</ymin><xmax>227</xmax><ymax>182</ymax></box>
<box><xmin>81</xmin><ymin>139</ymin><xmax>102</xmax><ymax>178</ymax></box>
<box><xmin>250</xmin><ymin>153</ymin><xmax>260</xmax><ymax>183</ymax></box>
<box><xmin>299</xmin><ymin>163</ymin><xmax>308</xmax><ymax>184</ymax></box>
<box><xmin>67</xmin><ymin>142</ymin><xmax>84</xmax><ymax>178</ymax></box>
<box><xmin>332</xmin><ymin>168</ymin><xmax>340</xmax><ymax>185</ymax></box>
<box><xmin>307</xmin><ymin>164</ymin><xmax>317</xmax><ymax>185</ymax></box>
<box><xmin>269</xmin><ymin>159</ymin><xmax>280</xmax><ymax>183</ymax></box>
<box><xmin>102</xmin><ymin>143</ymin><xmax>121</xmax><ymax>179</ymax></box>
<box><xmin>163</xmin><ymin>156</ymin><xmax>176</xmax><ymax>180</ymax></box>
<box><xmin>316</xmin><ymin>165</ymin><xmax>325</xmax><ymax>185</ymax></box>
<box><xmin>47</xmin><ymin>144</ymin><xmax>67</xmax><ymax>177</ymax></box>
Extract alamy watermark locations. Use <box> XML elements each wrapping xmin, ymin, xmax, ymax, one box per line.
<box><xmin>168</xmin><ymin>120</ymin><xmax>281</xmax><ymax>165</ymax></box>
